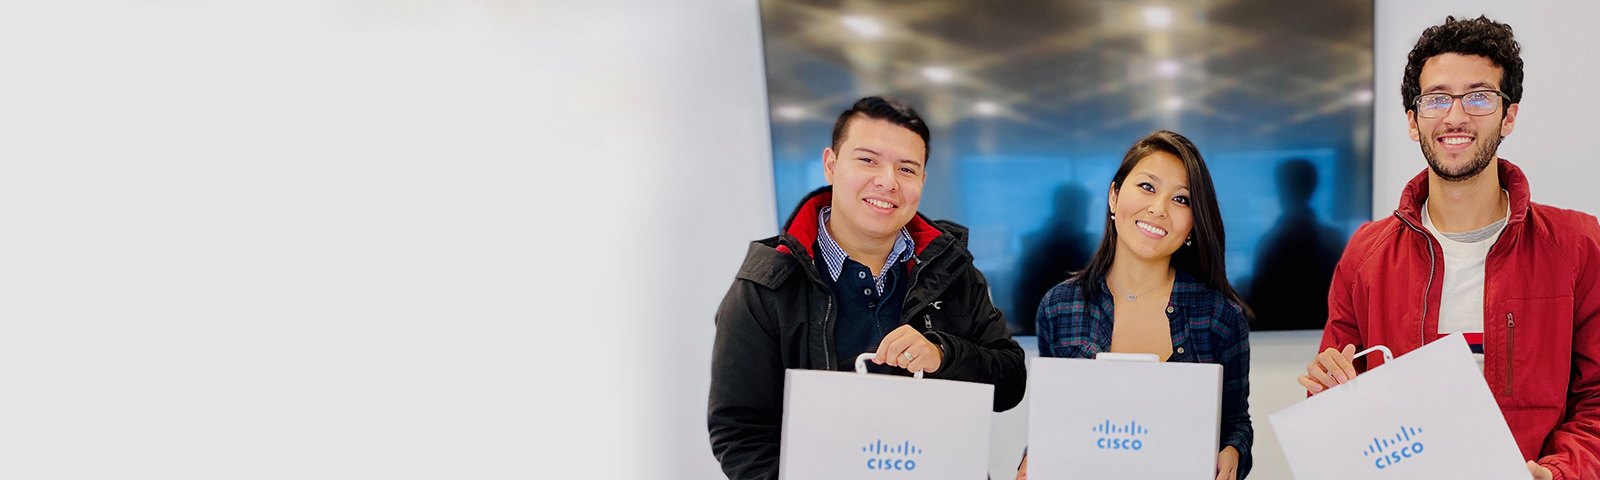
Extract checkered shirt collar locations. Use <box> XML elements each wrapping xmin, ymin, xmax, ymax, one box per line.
<box><xmin>816</xmin><ymin>206</ymin><xmax>914</xmax><ymax>291</ymax></box>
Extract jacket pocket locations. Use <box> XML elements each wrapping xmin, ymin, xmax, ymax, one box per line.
<box><xmin>1495</xmin><ymin>296</ymin><xmax>1574</xmax><ymax>407</ymax></box>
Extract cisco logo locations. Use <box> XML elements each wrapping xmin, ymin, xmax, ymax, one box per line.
<box><xmin>1092</xmin><ymin>420</ymin><xmax>1150</xmax><ymax>451</ymax></box>
<box><xmin>860</xmin><ymin>440</ymin><xmax>922</xmax><ymax>471</ymax></box>
<box><xmin>1363</xmin><ymin>426</ymin><xmax>1424</xmax><ymax>470</ymax></box>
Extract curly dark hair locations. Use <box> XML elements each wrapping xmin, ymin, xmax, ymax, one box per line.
<box><xmin>1400</xmin><ymin>15</ymin><xmax>1523</xmax><ymax>114</ymax></box>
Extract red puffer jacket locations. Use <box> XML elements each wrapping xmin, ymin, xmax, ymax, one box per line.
<box><xmin>1321</xmin><ymin>159</ymin><xmax>1600</xmax><ymax>480</ymax></box>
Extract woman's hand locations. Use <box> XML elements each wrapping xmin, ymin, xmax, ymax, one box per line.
<box><xmin>1215</xmin><ymin>446</ymin><xmax>1239</xmax><ymax>480</ymax></box>
<box><xmin>872</xmin><ymin>325</ymin><xmax>943</xmax><ymax>373</ymax></box>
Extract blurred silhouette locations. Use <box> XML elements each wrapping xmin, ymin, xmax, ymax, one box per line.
<box><xmin>1012</xmin><ymin>184</ymin><xmax>1094</xmax><ymax>336</ymax></box>
<box><xmin>1247</xmin><ymin>159</ymin><xmax>1349</xmax><ymax>331</ymax></box>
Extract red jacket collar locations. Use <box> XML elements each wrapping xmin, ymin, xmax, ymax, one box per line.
<box><xmin>1395</xmin><ymin>158</ymin><xmax>1531</xmax><ymax>227</ymax></box>
<box><xmin>775</xmin><ymin>190</ymin><xmax>942</xmax><ymax>258</ymax></box>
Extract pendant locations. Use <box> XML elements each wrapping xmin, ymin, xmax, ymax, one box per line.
<box><xmin>1126</xmin><ymin>294</ymin><xmax>1137</xmax><ymax>301</ymax></box>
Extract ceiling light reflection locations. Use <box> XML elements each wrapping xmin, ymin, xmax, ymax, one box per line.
<box><xmin>1156</xmin><ymin>60</ymin><xmax>1181</xmax><ymax>78</ymax></box>
<box><xmin>775</xmin><ymin>105</ymin><xmax>806</xmax><ymax>120</ymax></box>
<box><xmin>840</xmin><ymin>15</ymin><xmax>885</xmax><ymax>38</ymax></box>
<box><xmin>1143</xmin><ymin>6</ymin><xmax>1173</xmax><ymax>30</ymax></box>
<box><xmin>922</xmin><ymin>66</ymin><xmax>956</xmax><ymax>84</ymax></box>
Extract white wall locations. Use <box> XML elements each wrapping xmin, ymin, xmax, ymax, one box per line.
<box><xmin>1375</xmin><ymin>0</ymin><xmax>1600</xmax><ymax>218</ymax></box>
<box><xmin>0</xmin><ymin>1</ymin><xmax>770</xmax><ymax>479</ymax></box>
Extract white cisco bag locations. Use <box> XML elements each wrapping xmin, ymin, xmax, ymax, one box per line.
<box><xmin>1269</xmin><ymin>333</ymin><xmax>1527</xmax><ymax>480</ymax></box>
<box><xmin>778</xmin><ymin>353</ymin><xmax>994</xmax><ymax>480</ymax></box>
<box><xmin>1027</xmin><ymin>353</ymin><xmax>1223</xmax><ymax>479</ymax></box>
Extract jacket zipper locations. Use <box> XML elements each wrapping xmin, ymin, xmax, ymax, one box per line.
<box><xmin>1505</xmin><ymin>312</ymin><xmax>1515</xmax><ymax>396</ymax></box>
<box><xmin>1396</xmin><ymin>214</ymin><xmax>1438</xmax><ymax>348</ymax></box>
<box><xmin>902</xmin><ymin>255</ymin><xmax>925</xmax><ymax>324</ymax></box>
<box><xmin>792</xmin><ymin>236</ymin><xmax>840</xmax><ymax>371</ymax></box>
<box><xmin>924</xmin><ymin>314</ymin><xmax>933</xmax><ymax>330</ymax></box>
<box><xmin>823</xmin><ymin>296</ymin><xmax>834</xmax><ymax>370</ymax></box>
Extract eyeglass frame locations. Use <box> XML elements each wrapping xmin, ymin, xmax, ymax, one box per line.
<box><xmin>1411</xmin><ymin>90</ymin><xmax>1512</xmax><ymax>119</ymax></box>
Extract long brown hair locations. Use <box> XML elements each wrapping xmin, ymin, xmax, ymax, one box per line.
<box><xmin>1072</xmin><ymin>130</ymin><xmax>1251</xmax><ymax>318</ymax></box>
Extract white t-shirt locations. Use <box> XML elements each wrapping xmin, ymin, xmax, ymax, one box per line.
<box><xmin>1420</xmin><ymin>192</ymin><xmax>1510</xmax><ymax>372</ymax></box>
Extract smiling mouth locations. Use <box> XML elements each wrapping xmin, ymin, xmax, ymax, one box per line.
<box><xmin>1436</xmin><ymin>129</ymin><xmax>1476</xmax><ymax>148</ymax></box>
<box><xmin>864</xmin><ymin>198</ymin><xmax>896</xmax><ymax>209</ymax></box>
<box><xmin>1135</xmin><ymin>220</ymin><xmax>1167</xmax><ymax>236</ymax></box>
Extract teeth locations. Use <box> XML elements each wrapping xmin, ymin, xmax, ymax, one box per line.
<box><xmin>865</xmin><ymin>199</ymin><xmax>894</xmax><ymax>209</ymax></box>
<box><xmin>1136</xmin><ymin>221</ymin><xmax>1167</xmax><ymax>236</ymax></box>
<box><xmin>1442</xmin><ymin>137</ymin><xmax>1472</xmax><ymax>145</ymax></box>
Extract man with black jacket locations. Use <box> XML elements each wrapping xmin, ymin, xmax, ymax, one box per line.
<box><xmin>708</xmin><ymin>96</ymin><xmax>1027</xmax><ymax>480</ymax></box>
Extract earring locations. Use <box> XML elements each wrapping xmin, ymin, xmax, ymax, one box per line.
<box><xmin>1185</xmin><ymin>236</ymin><xmax>1192</xmax><ymax>246</ymax></box>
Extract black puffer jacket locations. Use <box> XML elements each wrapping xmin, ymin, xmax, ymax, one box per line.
<box><xmin>708</xmin><ymin>187</ymin><xmax>1027</xmax><ymax>480</ymax></box>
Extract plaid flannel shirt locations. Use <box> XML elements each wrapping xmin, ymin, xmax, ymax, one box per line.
<box><xmin>1036</xmin><ymin>270</ymin><xmax>1254</xmax><ymax>476</ymax></box>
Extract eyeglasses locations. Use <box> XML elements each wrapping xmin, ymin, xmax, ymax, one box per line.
<box><xmin>1413</xmin><ymin>90</ymin><xmax>1510</xmax><ymax>119</ymax></box>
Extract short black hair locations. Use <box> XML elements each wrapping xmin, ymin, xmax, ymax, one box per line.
<box><xmin>1401</xmin><ymin>15</ymin><xmax>1523</xmax><ymax>113</ymax></box>
<box><xmin>829</xmin><ymin>96</ymin><xmax>931</xmax><ymax>162</ymax></box>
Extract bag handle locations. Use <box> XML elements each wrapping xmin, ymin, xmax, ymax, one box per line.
<box><xmin>1352</xmin><ymin>345</ymin><xmax>1394</xmax><ymax>363</ymax></box>
<box><xmin>855</xmin><ymin>353</ymin><xmax>924</xmax><ymax>379</ymax></box>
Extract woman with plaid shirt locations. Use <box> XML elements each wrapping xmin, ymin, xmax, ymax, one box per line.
<box><xmin>1021</xmin><ymin>131</ymin><xmax>1254</xmax><ymax>480</ymax></box>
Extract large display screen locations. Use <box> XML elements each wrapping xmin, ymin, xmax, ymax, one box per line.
<box><xmin>760</xmin><ymin>0</ymin><xmax>1373</xmax><ymax>332</ymax></box>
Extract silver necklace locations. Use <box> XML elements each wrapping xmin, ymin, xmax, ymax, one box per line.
<box><xmin>1111</xmin><ymin>271</ymin><xmax>1172</xmax><ymax>301</ymax></box>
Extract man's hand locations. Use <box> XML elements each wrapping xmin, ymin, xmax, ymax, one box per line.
<box><xmin>872</xmin><ymin>325</ymin><xmax>943</xmax><ymax>373</ymax></box>
<box><xmin>1215</xmin><ymin>446</ymin><xmax>1239</xmax><ymax>480</ymax></box>
<box><xmin>1528</xmin><ymin>461</ymin><xmax>1552</xmax><ymax>480</ymax></box>
<box><xmin>1297</xmin><ymin>344</ymin><xmax>1358</xmax><ymax>394</ymax></box>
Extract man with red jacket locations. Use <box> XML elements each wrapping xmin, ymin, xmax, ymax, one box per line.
<box><xmin>1297</xmin><ymin>16</ymin><xmax>1600</xmax><ymax>480</ymax></box>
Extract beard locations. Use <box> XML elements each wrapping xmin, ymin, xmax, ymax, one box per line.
<box><xmin>1421</xmin><ymin>127</ymin><xmax>1502</xmax><ymax>182</ymax></box>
